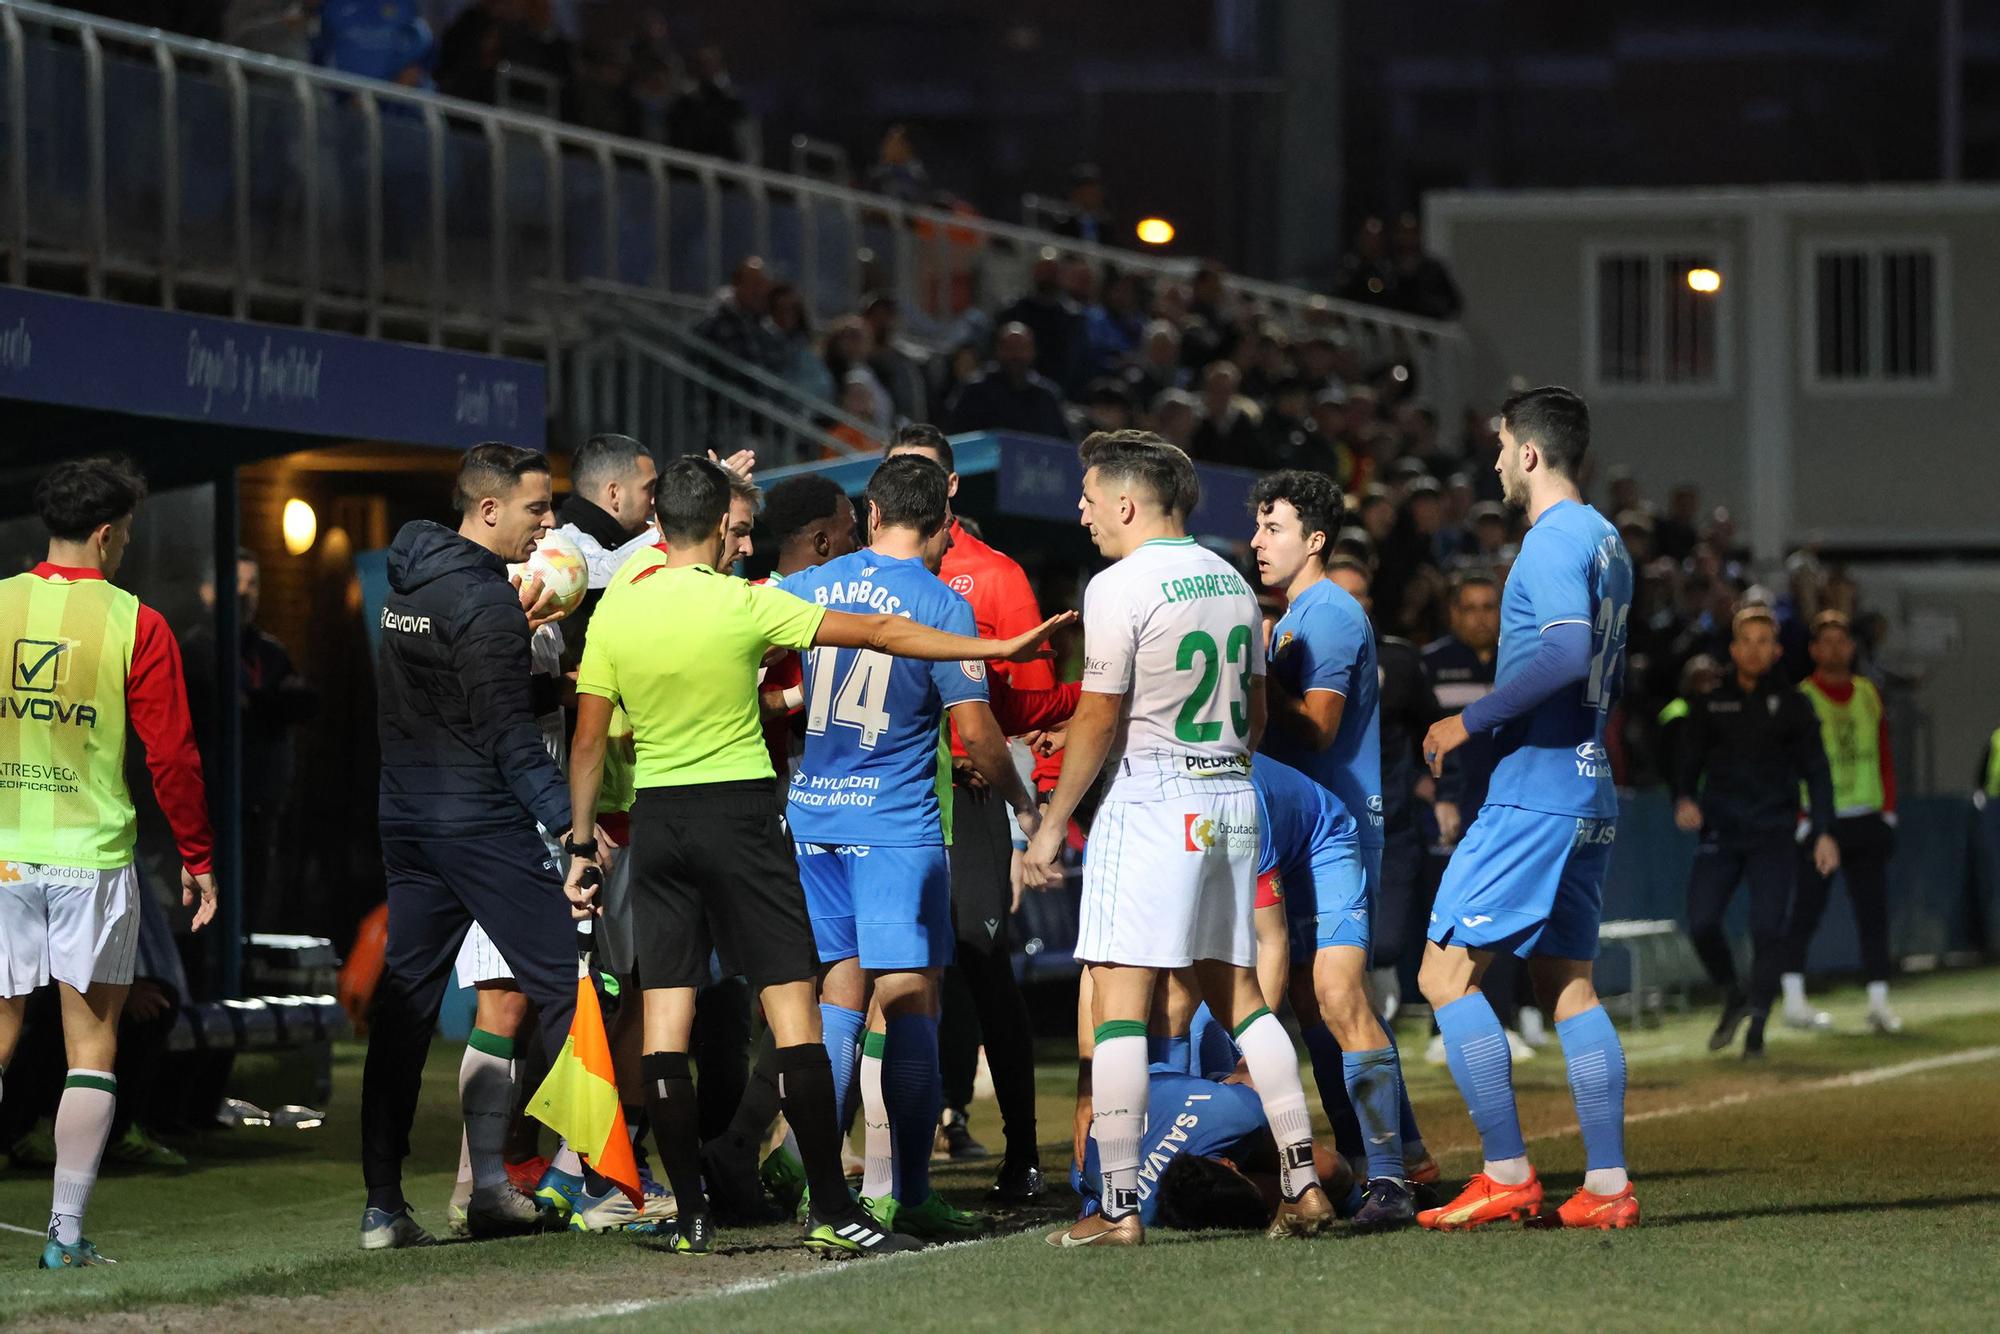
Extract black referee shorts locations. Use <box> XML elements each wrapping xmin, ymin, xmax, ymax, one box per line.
<box><xmin>629</xmin><ymin>779</ymin><xmax>818</xmax><ymax>992</ymax></box>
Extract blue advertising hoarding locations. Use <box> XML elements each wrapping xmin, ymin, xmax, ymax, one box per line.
<box><xmin>0</xmin><ymin>285</ymin><xmax>545</xmax><ymax>449</ymax></box>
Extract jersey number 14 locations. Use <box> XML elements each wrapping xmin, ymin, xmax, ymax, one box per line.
<box><xmin>1174</xmin><ymin>626</ymin><xmax>1254</xmax><ymax>743</ymax></box>
<box><xmin>804</xmin><ymin>646</ymin><xmax>892</xmax><ymax>749</ymax></box>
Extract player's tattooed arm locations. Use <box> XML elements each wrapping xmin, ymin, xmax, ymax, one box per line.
<box><xmin>814</xmin><ymin>608</ymin><xmax>1077</xmax><ymax>662</ymax></box>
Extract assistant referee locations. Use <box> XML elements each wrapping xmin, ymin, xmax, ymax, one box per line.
<box><xmin>564</xmin><ymin>456</ymin><xmax>1067</xmax><ymax>1258</ymax></box>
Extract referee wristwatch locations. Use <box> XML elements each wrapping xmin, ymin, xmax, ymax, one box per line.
<box><xmin>562</xmin><ymin>834</ymin><xmax>599</xmax><ymax>859</ymax></box>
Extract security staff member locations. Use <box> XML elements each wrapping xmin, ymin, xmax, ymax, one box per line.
<box><xmin>1674</xmin><ymin>606</ymin><xmax>1838</xmax><ymax>1060</ymax></box>
<box><xmin>361</xmin><ymin>444</ymin><xmax>592</xmax><ymax>1250</ymax></box>
<box><xmin>1781</xmin><ymin>610</ymin><xmax>1901</xmax><ymax>1034</ymax></box>
<box><xmin>563</xmin><ymin>456</ymin><xmax>1067</xmax><ymax>1257</ymax></box>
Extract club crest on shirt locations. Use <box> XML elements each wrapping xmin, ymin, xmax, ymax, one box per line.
<box><xmin>948</xmin><ymin>574</ymin><xmax>975</xmax><ymax>595</ymax></box>
<box><xmin>961</xmin><ymin>660</ymin><xmax>986</xmax><ymax>681</ymax></box>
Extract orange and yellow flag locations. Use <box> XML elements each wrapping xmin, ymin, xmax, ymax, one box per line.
<box><xmin>528</xmin><ymin>958</ymin><xmax>641</xmax><ymax>1205</ymax></box>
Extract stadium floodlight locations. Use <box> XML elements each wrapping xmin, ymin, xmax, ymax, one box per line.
<box><xmin>1136</xmin><ymin>217</ymin><xmax>1176</xmax><ymax>245</ymax></box>
<box><xmin>1686</xmin><ymin>267</ymin><xmax>1723</xmax><ymax>294</ymax></box>
<box><xmin>282</xmin><ymin>497</ymin><xmax>317</xmax><ymax>555</ymax></box>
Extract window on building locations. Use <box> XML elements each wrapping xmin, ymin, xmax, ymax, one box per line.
<box><xmin>1808</xmin><ymin>242</ymin><xmax>1943</xmax><ymax>387</ymax></box>
<box><xmin>1589</xmin><ymin>248</ymin><xmax>1724</xmax><ymax>391</ymax></box>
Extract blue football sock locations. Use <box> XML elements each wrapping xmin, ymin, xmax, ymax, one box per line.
<box><xmin>820</xmin><ymin>1003</ymin><xmax>865</xmax><ymax>1124</ymax></box>
<box><xmin>1435</xmin><ymin>992</ymin><xmax>1526</xmax><ymax>1163</ymax></box>
<box><xmin>883</xmin><ymin>1013</ymin><xmax>942</xmax><ymax>1203</ymax></box>
<box><xmin>1300</xmin><ymin>1023</ymin><xmax>1363</xmax><ymax>1163</ymax></box>
<box><xmin>1379</xmin><ymin>1016</ymin><xmax>1427</xmax><ymax>1157</ymax></box>
<box><xmin>1556</xmin><ymin>1005</ymin><xmax>1628</xmax><ymax>1173</ymax></box>
<box><xmin>1341</xmin><ymin>1046</ymin><xmax>1407</xmax><ymax>1181</ymax></box>
<box><xmin>1146</xmin><ymin>1033</ymin><xmax>1192</xmax><ymax>1074</ymax></box>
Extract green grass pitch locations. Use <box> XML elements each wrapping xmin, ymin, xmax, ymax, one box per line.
<box><xmin>2</xmin><ymin>969</ymin><xmax>1996</xmax><ymax>1331</ymax></box>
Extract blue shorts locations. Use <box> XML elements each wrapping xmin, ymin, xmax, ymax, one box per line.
<box><xmin>1280</xmin><ymin>839</ymin><xmax>1374</xmax><ymax>960</ymax></box>
<box><xmin>1427</xmin><ymin>805</ymin><xmax>1615</xmax><ymax>960</ymax></box>
<box><xmin>795</xmin><ymin>842</ymin><xmax>954</xmax><ymax>970</ymax></box>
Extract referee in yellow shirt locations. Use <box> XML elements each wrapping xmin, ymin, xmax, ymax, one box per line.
<box><xmin>564</xmin><ymin>456</ymin><xmax>1067</xmax><ymax>1258</ymax></box>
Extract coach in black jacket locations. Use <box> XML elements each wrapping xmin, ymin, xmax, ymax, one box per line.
<box><xmin>1672</xmin><ymin>605</ymin><xmax>1838</xmax><ymax>1060</ymax></box>
<box><xmin>359</xmin><ymin>443</ymin><xmax>591</xmax><ymax>1250</ymax></box>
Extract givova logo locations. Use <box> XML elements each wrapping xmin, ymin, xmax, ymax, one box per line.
<box><xmin>1184</xmin><ymin>813</ymin><xmax>1256</xmax><ymax>853</ymax></box>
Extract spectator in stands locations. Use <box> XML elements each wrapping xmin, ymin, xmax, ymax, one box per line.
<box><xmin>1085</xmin><ymin>269</ymin><xmax>1145</xmax><ymax>379</ymax></box>
<box><xmin>861</xmin><ymin>293</ymin><xmax>929</xmax><ymax>424</ymax></box>
<box><xmin>1388</xmin><ymin>213</ymin><xmax>1462</xmax><ymax>320</ymax></box>
<box><xmin>1187</xmin><ymin>361</ymin><xmax>1264</xmax><ymax>467</ymax></box>
<box><xmin>314</xmin><ymin>0</ymin><xmax>433</xmax><ymax>89</ymax></box>
<box><xmin>434</xmin><ymin>0</ymin><xmax>508</xmax><ymax>104</ymax></box>
<box><xmin>1258</xmin><ymin>378</ymin><xmax>1329</xmax><ymax>473</ymax></box>
<box><xmin>1334</xmin><ymin>216</ymin><xmax>1396</xmax><ymax>306</ymax></box>
<box><xmin>825</xmin><ymin>373</ymin><xmax>887</xmax><ymax>457</ymax></box>
<box><xmin>693</xmin><ymin>257</ymin><xmax>784</xmax><ymax>375</ymax></box>
<box><xmin>1126</xmin><ymin>319</ymin><xmax>1187</xmax><ymax>404</ymax></box>
<box><xmin>572</xmin><ymin>40</ymin><xmax>640</xmax><ymax>136</ymax></box>
<box><xmin>1656</xmin><ymin>483</ymin><xmax>1702</xmax><ymax>562</ymax></box>
<box><xmin>942</xmin><ymin>323</ymin><xmax>1069</xmax><ymax>440</ymax></box>
<box><xmin>1150</xmin><ymin>389</ymin><xmax>1199</xmax><ymax>453</ymax></box>
<box><xmin>1357</xmin><ymin>486</ymin><xmax>1396</xmax><ymax>548</ymax></box>
<box><xmin>1618</xmin><ymin>510</ymin><xmax>1657</xmax><ymax>567</ymax></box>
<box><xmin>1083</xmin><ymin>379</ymin><xmax>1137</xmax><ymax>434</ymax></box>
<box><xmin>1052</xmin><ymin>162</ymin><xmax>1114</xmax><ymax>245</ymax></box>
<box><xmin>1464</xmin><ymin>500</ymin><xmax>1510</xmax><ymax>563</ymax></box>
<box><xmin>768</xmin><ymin>283</ymin><xmax>835</xmax><ymax>405</ymax></box>
<box><xmin>864</xmin><ymin>124</ymin><xmax>930</xmax><ymax>204</ymax></box>
<box><xmin>931</xmin><ymin>339</ymin><xmax>984</xmax><ymax>414</ymax></box>
<box><xmin>668</xmin><ymin>44</ymin><xmax>750</xmax><ymax>161</ymax></box>
<box><xmin>1238</xmin><ymin>324</ymin><xmax>1294</xmax><ymax>402</ymax></box>
<box><xmin>1180</xmin><ymin>262</ymin><xmax>1233</xmax><ymax>371</ymax></box>
<box><xmin>997</xmin><ymin>250</ymin><xmax>1087</xmax><ymax>396</ymax></box>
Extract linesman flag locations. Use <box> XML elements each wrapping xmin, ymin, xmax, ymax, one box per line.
<box><xmin>528</xmin><ymin>914</ymin><xmax>641</xmax><ymax>1204</ymax></box>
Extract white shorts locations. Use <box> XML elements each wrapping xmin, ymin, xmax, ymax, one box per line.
<box><xmin>454</xmin><ymin>826</ymin><xmax>569</xmax><ymax>988</ymax></box>
<box><xmin>0</xmin><ymin>860</ymin><xmax>140</xmax><ymax>997</ymax></box>
<box><xmin>1075</xmin><ymin>790</ymin><xmax>1259</xmax><ymax>969</ymax></box>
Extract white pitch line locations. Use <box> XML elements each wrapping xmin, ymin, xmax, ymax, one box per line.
<box><xmin>461</xmin><ymin>1257</ymin><xmax>879</xmax><ymax>1334</ymax></box>
<box><xmin>0</xmin><ymin>1221</ymin><xmax>43</xmax><ymax>1238</ymax></box>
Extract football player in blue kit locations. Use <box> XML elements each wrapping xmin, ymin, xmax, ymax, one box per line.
<box><xmin>1250</xmin><ymin>470</ymin><xmax>1426</xmax><ymax>1230</ymax></box>
<box><xmin>1417</xmin><ymin>386</ymin><xmax>1640</xmax><ymax>1231</ymax></box>
<box><xmin>784</xmin><ymin>454</ymin><xmax>1042</xmax><ymax>1240</ymax></box>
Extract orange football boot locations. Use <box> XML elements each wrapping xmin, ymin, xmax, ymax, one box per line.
<box><xmin>1417</xmin><ymin>1170</ymin><xmax>1543</xmax><ymax>1230</ymax></box>
<box><xmin>1405</xmin><ymin>1151</ymin><xmax>1441</xmax><ymax>1186</ymax></box>
<box><xmin>1529</xmin><ymin>1183</ymin><xmax>1640</xmax><ymax>1230</ymax></box>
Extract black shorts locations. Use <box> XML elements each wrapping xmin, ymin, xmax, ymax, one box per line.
<box><xmin>629</xmin><ymin>779</ymin><xmax>818</xmax><ymax>992</ymax></box>
<box><xmin>948</xmin><ymin>777</ymin><xmax>1013</xmax><ymax>957</ymax></box>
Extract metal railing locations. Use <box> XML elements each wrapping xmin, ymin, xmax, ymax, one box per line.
<box><xmin>0</xmin><ymin>0</ymin><xmax>1468</xmax><ymax>420</ymax></box>
<box><xmin>566</xmin><ymin>282</ymin><xmax>886</xmax><ymax>464</ymax></box>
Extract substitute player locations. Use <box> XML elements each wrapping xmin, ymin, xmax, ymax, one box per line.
<box><xmin>564</xmin><ymin>457</ymin><xmax>1067</xmax><ymax>1257</ymax></box>
<box><xmin>786</xmin><ymin>454</ymin><xmax>1040</xmax><ymax>1239</ymax></box>
<box><xmin>0</xmin><ymin>457</ymin><xmax>217</xmax><ymax>1271</ymax></box>
<box><xmin>1025</xmin><ymin>430</ymin><xmax>1330</xmax><ymax>1247</ymax></box>
<box><xmin>1417</xmin><ymin>386</ymin><xmax>1639</xmax><ymax>1230</ymax></box>
<box><xmin>1249</xmin><ymin>470</ymin><xmax>1424</xmax><ymax>1229</ymax></box>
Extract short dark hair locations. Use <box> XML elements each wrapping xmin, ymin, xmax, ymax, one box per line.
<box><xmin>455</xmin><ymin>443</ymin><xmax>550</xmax><ymax>514</ymax></box>
<box><xmin>34</xmin><ymin>456</ymin><xmax>148</xmax><ymax>541</ymax></box>
<box><xmin>1449</xmin><ymin>569</ymin><xmax>1499</xmax><ymax>604</ymax></box>
<box><xmin>654</xmin><ymin>456</ymin><xmax>732</xmax><ymax>543</ymax></box>
<box><xmin>888</xmin><ymin>422</ymin><xmax>954</xmax><ymax>473</ymax></box>
<box><xmin>865</xmin><ymin>454</ymin><xmax>951</xmax><ymax>538</ymax></box>
<box><xmin>1154</xmin><ymin>1154</ymin><xmax>1269</xmax><ymax>1232</ymax></box>
<box><xmin>571</xmin><ymin>433</ymin><xmax>649</xmax><ymax>497</ymax></box>
<box><xmin>1080</xmin><ymin>429</ymin><xmax>1199</xmax><ymax>518</ymax></box>
<box><xmin>237</xmin><ymin>546</ymin><xmax>259</xmax><ymax>567</ymax></box>
<box><xmin>763</xmin><ymin>475</ymin><xmax>848</xmax><ymax>544</ymax></box>
<box><xmin>1248</xmin><ymin>470</ymin><xmax>1343</xmax><ymax>553</ymax></box>
<box><xmin>1500</xmin><ymin>385</ymin><xmax>1591</xmax><ymax>477</ymax></box>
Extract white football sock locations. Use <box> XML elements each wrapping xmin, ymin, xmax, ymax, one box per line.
<box><xmin>452</xmin><ymin>1131</ymin><xmax>474</xmax><ymax>1211</ymax></box>
<box><xmin>1867</xmin><ymin>981</ymin><xmax>1890</xmax><ymax>1012</ymax></box>
<box><xmin>858</xmin><ymin>1044</ymin><xmax>893</xmax><ymax>1202</ymax></box>
<box><xmin>50</xmin><ymin>1070</ymin><xmax>116</xmax><ymax>1246</ymax></box>
<box><xmin>552</xmin><ymin>1143</ymin><xmax>584</xmax><ymax>1176</ymax></box>
<box><xmin>459</xmin><ymin>1042</ymin><xmax>516</xmax><ymax>1190</ymax></box>
<box><xmin>1090</xmin><ymin>1033</ymin><xmax>1148</xmax><ymax>1220</ymax></box>
<box><xmin>1232</xmin><ymin>1013</ymin><xmax>1320</xmax><ymax>1201</ymax></box>
<box><xmin>1781</xmin><ymin>973</ymin><xmax>1808</xmax><ymax>1011</ymax></box>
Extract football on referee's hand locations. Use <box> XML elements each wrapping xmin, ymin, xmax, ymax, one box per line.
<box><xmin>513</xmin><ymin>529</ymin><xmax>589</xmax><ymax>617</ymax></box>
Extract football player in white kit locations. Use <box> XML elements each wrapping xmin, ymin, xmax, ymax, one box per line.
<box><xmin>1025</xmin><ymin>431</ymin><xmax>1331</xmax><ymax>1247</ymax></box>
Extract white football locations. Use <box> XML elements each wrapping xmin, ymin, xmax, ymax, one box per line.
<box><xmin>509</xmin><ymin>528</ymin><xmax>589</xmax><ymax>616</ymax></box>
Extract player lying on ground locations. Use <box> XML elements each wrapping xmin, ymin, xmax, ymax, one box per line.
<box><xmin>1416</xmin><ymin>387</ymin><xmax>1639</xmax><ymax>1231</ymax></box>
<box><xmin>1024</xmin><ymin>430</ymin><xmax>1331</xmax><ymax>1248</ymax></box>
